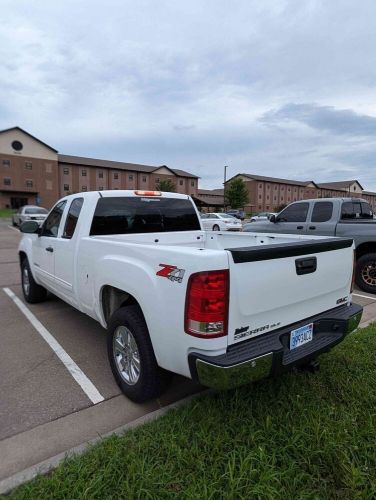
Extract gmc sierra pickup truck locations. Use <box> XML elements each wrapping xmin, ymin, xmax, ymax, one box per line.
<box><xmin>244</xmin><ymin>198</ymin><xmax>376</xmax><ymax>294</ymax></box>
<box><xmin>18</xmin><ymin>190</ymin><xmax>362</xmax><ymax>402</ymax></box>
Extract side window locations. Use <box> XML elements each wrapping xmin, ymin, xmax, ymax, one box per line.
<box><xmin>341</xmin><ymin>201</ymin><xmax>373</xmax><ymax>219</ymax></box>
<box><xmin>63</xmin><ymin>198</ymin><xmax>84</xmax><ymax>239</ymax></box>
<box><xmin>41</xmin><ymin>201</ymin><xmax>67</xmax><ymax>237</ymax></box>
<box><xmin>311</xmin><ymin>202</ymin><xmax>333</xmax><ymax>222</ymax></box>
<box><xmin>278</xmin><ymin>202</ymin><xmax>309</xmax><ymax>222</ymax></box>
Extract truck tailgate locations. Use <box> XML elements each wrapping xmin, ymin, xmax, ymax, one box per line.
<box><xmin>226</xmin><ymin>238</ymin><xmax>354</xmax><ymax>345</ymax></box>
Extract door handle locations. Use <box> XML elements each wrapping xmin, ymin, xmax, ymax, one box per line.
<box><xmin>296</xmin><ymin>226</ymin><xmax>304</xmax><ymax>230</ymax></box>
<box><xmin>309</xmin><ymin>226</ymin><xmax>316</xmax><ymax>230</ymax></box>
<box><xmin>45</xmin><ymin>246</ymin><xmax>54</xmax><ymax>253</ymax></box>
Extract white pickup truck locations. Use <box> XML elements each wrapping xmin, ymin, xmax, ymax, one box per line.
<box><xmin>18</xmin><ymin>190</ymin><xmax>362</xmax><ymax>402</ymax></box>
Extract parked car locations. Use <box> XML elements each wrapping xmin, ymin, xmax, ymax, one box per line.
<box><xmin>243</xmin><ymin>197</ymin><xmax>376</xmax><ymax>293</ymax></box>
<box><xmin>12</xmin><ymin>205</ymin><xmax>48</xmax><ymax>227</ymax></box>
<box><xmin>18</xmin><ymin>190</ymin><xmax>362</xmax><ymax>402</ymax></box>
<box><xmin>250</xmin><ymin>212</ymin><xmax>276</xmax><ymax>222</ymax></box>
<box><xmin>226</xmin><ymin>209</ymin><xmax>245</xmax><ymax>220</ymax></box>
<box><xmin>201</xmin><ymin>212</ymin><xmax>242</xmax><ymax>231</ymax></box>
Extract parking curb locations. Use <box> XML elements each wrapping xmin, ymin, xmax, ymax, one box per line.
<box><xmin>0</xmin><ymin>389</ymin><xmax>211</xmax><ymax>495</ymax></box>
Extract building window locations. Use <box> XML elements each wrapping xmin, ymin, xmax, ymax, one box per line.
<box><xmin>274</xmin><ymin>186</ymin><xmax>277</xmax><ymax>190</ymax></box>
<box><xmin>114</xmin><ymin>173</ymin><xmax>119</xmax><ymax>180</ymax></box>
<box><xmin>129</xmin><ymin>174</ymin><xmax>134</xmax><ymax>180</ymax></box>
<box><xmin>191</xmin><ymin>180</ymin><xmax>195</xmax><ymax>187</ymax></box>
<box><xmin>258</xmin><ymin>205</ymin><xmax>262</xmax><ymax>209</ymax></box>
<box><xmin>82</xmin><ymin>186</ymin><xmax>87</xmax><ymax>191</ymax></box>
<box><xmin>46</xmin><ymin>180</ymin><xmax>52</xmax><ymax>190</ymax></box>
<box><xmin>64</xmin><ymin>183</ymin><xmax>69</xmax><ymax>191</ymax></box>
<box><xmin>64</xmin><ymin>168</ymin><xmax>69</xmax><ymax>175</ymax></box>
<box><xmin>142</xmin><ymin>176</ymin><xmax>147</xmax><ymax>182</ymax></box>
<box><xmin>12</xmin><ymin>140</ymin><xmax>23</xmax><ymax>151</ymax></box>
<box><xmin>267</xmin><ymin>185</ymin><xmax>270</xmax><ymax>189</ymax></box>
<box><xmin>2</xmin><ymin>159</ymin><xmax>10</xmax><ymax>167</ymax></box>
<box><xmin>259</xmin><ymin>184</ymin><xmax>262</xmax><ymax>188</ymax></box>
<box><xmin>259</xmin><ymin>194</ymin><xmax>262</xmax><ymax>199</ymax></box>
<box><xmin>179</xmin><ymin>180</ymin><xmax>184</xmax><ymax>186</ymax></box>
<box><xmin>3</xmin><ymin>177</ymin><xmax>11</xmax><ymax>186</ymax></box>
<box><xmin>98</xmin><ymin>186</ymin><xmax>104</xmax><ymax>191</ymax></box>
<box><xmin>281</xmin><ymin>186</ymin><xmax>284</xmax><ymax>191</ymax></box>
<box><xmin>82</xmin><ymin>170</ymin><xmax>87</xmax><ymax>176</ymax></box>
<box><xmin>156</xmin><ymin>177</ymin><xmax>160</xmax><ymax>183</ymax></box>
<box><xmin>274</xmin><ymin>196</ymin><xmax>276</xmax><ymax>201</ymax></box>
<box><xmin>99</xmin><ymin>172</ymin><xmax>104</xmax><ymax>178</ymax></box>
<box><xmin>25</xmin><ymin>161</ymin><xmax>32</xmax><ymax>170</ymax></box>
<box><xmin>26</xmin><ymin>180</ymin><xmax>33</xmax><ymax>188</ymax></box>
<box><xmin>45</xmin><ymin>163</ymin><xmax>52</xmax><ymax>173</ymax></box>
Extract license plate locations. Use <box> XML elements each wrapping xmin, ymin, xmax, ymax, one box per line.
<box><xmin>290</xmin><ymin>323</ymin><xmax>313</xmax><ymax>350</ymax></box>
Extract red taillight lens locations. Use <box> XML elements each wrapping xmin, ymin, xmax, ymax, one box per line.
<box><xmin>185</xmin><ymin>270</ymin><xmax>229</xmax><ymax>338</ymax></box>
<box><xmin>351</xmin><ymin>251</ymin><xmax>356</xmax><ymax>293</ymax></box>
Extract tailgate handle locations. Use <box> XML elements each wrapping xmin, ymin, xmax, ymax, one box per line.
<box><xmin>295</xmin><ymin>257</ymin><xmax>317</xmax><ymax>275</ymax></box>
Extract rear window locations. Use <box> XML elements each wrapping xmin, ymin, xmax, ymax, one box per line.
<box><xmin>90</xmin><ymin>196</ymin><xmax>201</xmax><ymax>235</ymax></box>
<box><xmin>341</xmin><ymin>201</ymin><xmax>373</xmax><ymax>220</ymax></box>
<box><xmin>24</xmin><ymin>208</ymin><xmax>48</xmax><ymax>214</ymax></box>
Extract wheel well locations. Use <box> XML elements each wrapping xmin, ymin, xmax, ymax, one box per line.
<box><xmin>101</xmin><ymin>285</ymin><xmax>139</xmax><ymax>324</ymax></box>
<box><xmin>355</xmin><ymin>242</ymin><xmax>376</xmax><ymax>259</ymax></box>
<box><xmin>19</xmin><ymin>251</ymin><xmax>27</xmax><ymax>266</ymax></box>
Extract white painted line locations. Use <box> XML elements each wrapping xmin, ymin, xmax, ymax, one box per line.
<box><xmin>353</xmin><ymin>293</ymin><xmax>376</xmax><ymax>301</ymax></box>
<box><xmin>2</xmin><ymin>287</ymin><xmax>104</xmax><ymax>405</ymax></box>
<box><xmin>7</xmin><ymin>225</ymin><xmax>19</xmax><ymax>232</ymax></box>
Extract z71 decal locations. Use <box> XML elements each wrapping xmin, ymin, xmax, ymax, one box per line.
<box><xmin>156</xmin><ymin>264</ymin><xmax>185</xmax><ymax>283</ymax></box>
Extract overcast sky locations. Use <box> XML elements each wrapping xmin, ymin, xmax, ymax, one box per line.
<box><xmin>1</xmin><ymin>0</ymin><xmax>376</xmax><ymax>189</ymax></box>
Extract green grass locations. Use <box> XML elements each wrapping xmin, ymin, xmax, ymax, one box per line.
<box><xmin>9</xmin><ymin>325</ymin><xmax>376</xmax><ymax>499</ymax></box>
<box><xmin>0</xmin><ymin>208</ymin><xmax>16</xmax><ymax>218</ymax></box>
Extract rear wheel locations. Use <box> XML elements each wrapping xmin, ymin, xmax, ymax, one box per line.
<box><xmin>213</xmin><ymin>224</ymin><xmax>220</xmax><ymax>231</ymax></box>
<box><xmin>21</xmin><ymin>258</ymin><xmax>47</xmax><ymax>303</ymax></box>
<box><xmin>356</xmin><ymin>253</ymin><xmax>376</xmax><ymax>294</ymax></box>
<box><xmin>107</xmin><ymin>305</ymin><xmax>171</xmax><ymax>402</ymax></box>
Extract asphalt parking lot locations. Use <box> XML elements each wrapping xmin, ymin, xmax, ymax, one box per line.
<box><xmin>1</xmin><ymin>220</ymin><xmax>376</xmax><ymax>486</ymax></box>
<box><xmin>0</xmin><ymin>220</ymin><xmax>202</xmax><ymax>484</ymax></box>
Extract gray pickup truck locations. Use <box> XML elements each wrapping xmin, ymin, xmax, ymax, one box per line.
<box><xmin>244</xmin><ymin>197</ymin><xmax>376</xmax><ymax>293</ymax></box>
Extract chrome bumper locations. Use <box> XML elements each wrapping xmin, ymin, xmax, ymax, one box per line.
<box><xmin>189</xmin><ymin>303</ymin><xmax>363</xmax><ymax>391</ymax></box>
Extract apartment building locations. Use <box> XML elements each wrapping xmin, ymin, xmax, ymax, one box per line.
<box><xmin>227</xmin><ymin>174</ymin><xmax>376</xmax><ymax>212</ymax></box>
<box><xmin>0</xmin><ymin>127</ymin><xmax>199</xmax><ymax>209</ymax></box>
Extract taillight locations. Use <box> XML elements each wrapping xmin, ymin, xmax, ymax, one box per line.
<box><xmin>185</xmin><ymin>270</ymin><xmax>229</xmax><ymax>338</ymax></box>
<box><xmin>351</xmin><ymin>251</ymin><xmax>356</xmax><ymax>293</ymax></box>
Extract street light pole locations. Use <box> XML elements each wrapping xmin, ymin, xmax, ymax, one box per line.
<box><xmin>223</xmin><ymin>165</ymin><xmax>228</xmax><ymax>212</ymax></box>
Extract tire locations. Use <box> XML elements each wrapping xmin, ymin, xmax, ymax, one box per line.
<box><xmin>213</xmin><ymin>224</ymin><xmax>220</xmax><ymax>231</ymax></box>
<box><xmin>21</xmin><ymin>258</ymin><xmax>48</xmax><ymax>303</ymax></box>
<box><xmin>107</xmin><ymin>305</ymin><xmax>171</xmax><ymax>402</ymax></box>
<box><xmin>355</xmin><ymin>253</ymin><xmax>376</xmax><ymax>294</ymax></box>
<box><xmin>12</xmin><ymin>219</ymin><xmax>17</xmax><ymax>227</ymax></box>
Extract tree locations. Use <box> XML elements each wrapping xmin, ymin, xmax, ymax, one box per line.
<box><xmin>225</xmin><ymin>177</ymin><xmax>249</xmax><ymax>209</ymax></box>
<box><xmin>156</xmin><ymin>178</ymin><xmax>176</xmax><ymax>192</ymax></box>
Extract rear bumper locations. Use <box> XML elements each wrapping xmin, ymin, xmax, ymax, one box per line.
<box><xmin>188</xmin><ymin>303</ymin><xmax>363</xmax><ymax>390</ymax></box>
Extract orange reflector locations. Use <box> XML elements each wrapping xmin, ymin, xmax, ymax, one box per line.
<box><xmin>134</xmin><ymin>190</ymin><xmax>162</xmax><ymax>196</ymax></box>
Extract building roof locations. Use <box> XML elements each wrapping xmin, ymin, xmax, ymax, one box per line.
<box><xmin>229</xmin><ymin>173</ymin><xmax>318</xmax><ymax>188</ymax></box>
<box><xmin>197</xmin><ymin>188</ymin><xmax>224</xmax><ymax>196</ymax></box>
<box><xmin>0</xmin><ymin>126</ymin><xmax>58</xmax><ymax>153</ymax></box>
<box><xmin>58</xmin><ymin>154</ymin><xmax>198</xmax><ymax>178</ymax></box>
<box><xmin>316</xmin><ymin>180</ymin><xmax>364</xmax><ymax>191</ymax></box>
<box><xmin>361</xmin><ymin>190</ymin><xmax>376</xmax><ymax>195</ymax></box>
<box><xmin>193</xmin><ymin>194</ymin><xmax>224</xmax><ymax>206</ymax></box>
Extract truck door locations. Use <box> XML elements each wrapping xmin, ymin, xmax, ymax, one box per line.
<box><xmin>33</xmin><ymin>201</ymin><xmax>67</xmax><ymax>290</ymax></box>
<box><xmin>305</xmin><ymin>201</ymin><xmax>336</xmax><ymax>236</ymax></box>
<box><xmin>53</xmin><ymin>197</ymin><xmax>84</xmax><ymax>305</ymax></box>
<box><xmin>273</xmin><ymin>202</ymin><xmax>310</xmax><ymax>234</ymax></box>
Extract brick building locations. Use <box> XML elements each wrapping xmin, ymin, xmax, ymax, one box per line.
<box><xmin>227</xmin><ymin>174</ymin><xmax>376</xmax><ymax>213</ymax></box>
<box><xmin>0</xmin><ymin>127</ymin><xmax>199</xmax><ymax>209</ymax></box>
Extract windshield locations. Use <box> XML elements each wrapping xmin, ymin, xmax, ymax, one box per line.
<box><xmin>24</xmin><ymin>208</ymin><xmax>48</xmax><ymax>214</ymax></box>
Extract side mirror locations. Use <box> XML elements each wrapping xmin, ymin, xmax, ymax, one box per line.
<box><xmin>20</xmin><ymin>221</ymin><xmax>40</xmax><ymax>234</ymax></box>
<box><xmin>269</xmin><ymin>214</ymin><xmax>276</xmax><ymax>223</ymax></box>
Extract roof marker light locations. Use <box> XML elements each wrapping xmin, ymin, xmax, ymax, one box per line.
<box><xmin>134</xmin><ymin>190</ymin><xmax>162</xmax><ymax>196</ymax></box>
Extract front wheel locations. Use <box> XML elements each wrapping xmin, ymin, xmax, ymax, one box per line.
<box><xmin>212</xmin><ymin>224</ymin><xmax>220</xmax><ymax>231</ymax></box>
<box><xmin>356</xmin><ymin>253</ymin><xmax>376</xmax><ymax>294</ymax></box>
<box><xmin>107</xmin><ymin>305</ymin><xmax>171</xmax><ymax>402</ymax></box>
<box><xmin>21</xmin><ymin>258</ymin><xmax>48</xmax><ymax>303</ymax></box>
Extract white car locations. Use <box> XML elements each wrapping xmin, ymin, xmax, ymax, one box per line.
<box><xmin>12</xmin><ymin>205</ymin><xmax>48</xmax><ymax>227</ymax></box>
<box><xmin>18</xmin><ymin>190</ymin><xmax>362</xmax><ymax>402</ymax></box>
<box><xmin>250</xmin><ymin>212</ymin><xmax>276</xmax><ymax>222</ymax></box>
<box><xmin>200</xmin><ymin>213</ymin><xmax>242</xmax><ymax>231</ymax></box>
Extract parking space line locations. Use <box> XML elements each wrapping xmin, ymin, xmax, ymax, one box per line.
<box><xmin>2</xmin><ymin>287</ymin><xmax>104</xmax><ymax>405</ymax></box>
<box><xmin>353</xmin><ymin>293</ymin><xmax>376</xmax><ymax>301</ymax></box>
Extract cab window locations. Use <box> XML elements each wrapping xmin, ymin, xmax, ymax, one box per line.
<box><xmin>40</xmin><ymin>201</ymin><xmax>67</xmax><ymax>237</ymax></box>
<box><xmin>311</xmin><ymin>202</ymin><xmax>333</xmax><ymax>222</ymax></box>
<box><xmin>63</xmin><ymin>198</ymin><xmax>84</xmax><ymax>239</ymax></box>
<box><xmin>278</xmin><ymin>202</ymin><xmax>309</xmax><ymax>222</ymax></box>
<box><xmin>341</xmin><ymin>201</ymin><xmax>373</xmax><ymax>219</ymax></box>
